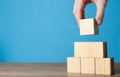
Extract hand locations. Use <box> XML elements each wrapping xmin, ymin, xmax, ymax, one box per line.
<box><xmin>73</xmin><ymin>0</ymin><xmax>107</xmax><ymax>28</ymax></box>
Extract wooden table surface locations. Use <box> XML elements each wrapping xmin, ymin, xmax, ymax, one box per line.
<box><xmin>0</xmin><ymin>63</ymin><xmax>119</xmax><ymax>77</ymax></box>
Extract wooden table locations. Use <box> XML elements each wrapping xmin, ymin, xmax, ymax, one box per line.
<box><xmin>0</xmin><ymin>63</ymin><xmax>119</xmax><ymax>77</ymax></box>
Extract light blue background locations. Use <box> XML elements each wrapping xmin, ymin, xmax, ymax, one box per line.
<box><xmin>0</xmin><ymin>0</ymin><xmax>120</xmax><ymax>62</ymax></box>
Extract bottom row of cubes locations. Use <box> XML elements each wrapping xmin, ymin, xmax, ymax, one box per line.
<box><xmin>67</xmin><ymin>57</ymin><xmax>114</xmax><ymax>75</ymax></box>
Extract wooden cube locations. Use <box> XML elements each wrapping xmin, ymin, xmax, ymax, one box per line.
<box><xmin>67</xmin><ymin>57</ymin><xmax>81</xmax><ymax>73</ymax></box>
<box><xmin>74</xmin><ymin>42</ymin><xmax>107</xmax><ymax>58</ymax></box>
<box><xmin>79</xmin><ymin>18</ymin><xmax>98</xmax><ymax>35</ymax></box>
<box><xmin>81</xmin><ymin>58</ymin><xmax>95</xmax><ymax>74</ymax></box>
<box><xmin>95</xmin><ymin>58</ymin><xmax>114</xmax><ymax>75</ymax></box>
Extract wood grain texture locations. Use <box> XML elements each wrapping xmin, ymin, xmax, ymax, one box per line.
<box><xmin>79</xmin><ymin>18</ymin><xmax>98</xmax><ymax>35</ymax></box>
<box><xmin>67</xmin><ymin>57</ymin><xmax>81</xmax><ymax>73</ymax></box>
<box><xmin>95</xmin><ymin>58</ymin><xmax>114</xmax><ymax>75</ymax></box>
<box><xmin>81</xmin><ymin>58</ymin><xmax>95</xmax><ymax>74</ymax></box>
<box><xmin>74</xmin><ymin>42</ymin><xmax>107</xmax><ymax>58</ymax></box>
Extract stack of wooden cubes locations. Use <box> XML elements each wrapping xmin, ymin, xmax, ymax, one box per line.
<box><xmin>67</xmin><ymin>18</ymin><xmax>114</xmax><ymax>75</ymax></box>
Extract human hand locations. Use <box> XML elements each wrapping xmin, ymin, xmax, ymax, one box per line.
<box><xmin>73</xmin><ymin>0</ymin><xmax>107</xmax><ymax>28</ymax></box>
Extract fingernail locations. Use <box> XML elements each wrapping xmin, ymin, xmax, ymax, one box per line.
<box><xmin>97</xmin><ymin>20</ymin><xmax>102</xmax><ymax>25</ymax></box>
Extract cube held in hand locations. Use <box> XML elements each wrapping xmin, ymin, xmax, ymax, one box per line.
<box><xmin>79</xmin><ymin>18</ymin><xmax>98</xmax><ymax>35</ymax></box>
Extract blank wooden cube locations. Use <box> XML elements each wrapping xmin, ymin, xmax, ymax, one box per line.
<box><xmin>79</xmin><ymin>18</ymin><xmax>98</xmax><ymax>35</ymax></box>
<box><xmin>81</xmin><ymin>58</ymin><xmax>95</xmax><ymax>74</ymax></box>
<box><xmin>95</xmin><ymin>58</ymin><xmax>114</xmax><ymax>75</ymax></box>
<box><xmin>67</xmin><ymin>57</ymin><xmax>81</xmax><ymax>73</ymax></box>
<box><xmin>74</xmin><ymin>42</ymin><xmax>107</xmax><ymax>58</ymax></box>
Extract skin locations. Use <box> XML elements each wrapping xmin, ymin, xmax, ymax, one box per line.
<box><xmin>73</xmin><ymin>0</ymin><xmax>107</xmax><ymax>28</ymax></box>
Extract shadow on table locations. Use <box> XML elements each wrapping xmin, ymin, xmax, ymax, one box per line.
<box><xmin>114</xmin><ymin>63</ymin><xmax>120</xmax><ymax>75</ymax></box>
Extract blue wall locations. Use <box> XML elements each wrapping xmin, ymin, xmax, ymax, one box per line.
<box><xmin>0</xmin><ymin>0</ymin><xmax>120</xmax><ymax>62</ymax></box>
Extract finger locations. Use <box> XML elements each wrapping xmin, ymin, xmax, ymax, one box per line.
<box><xmin>79</xmin><ymin>0</ymin><xmax>87</xmax><ymax>19</ymax></box>
<box><xmin>77</xmin><ymin>10</ymin><xmax>85</xmax><ymax>29</ymax></box>
<box><xmin>76</xmin><ymin>11</ymin><xmax>85</xmax><ymax>29</ymax></box>
<box><xmin>96</xmin><ymin>4</ymin><xmax>105</xmax><ymax>25</ymax></box>
<box><xmin>91</xmin><ymin>0</ymin><xmax>107</xmax><ymax>25</ymax></box>
<box><xmin>73</xmin><ymin>0</ymin><xmax>87</xmax><ymax>27</ymax></box>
